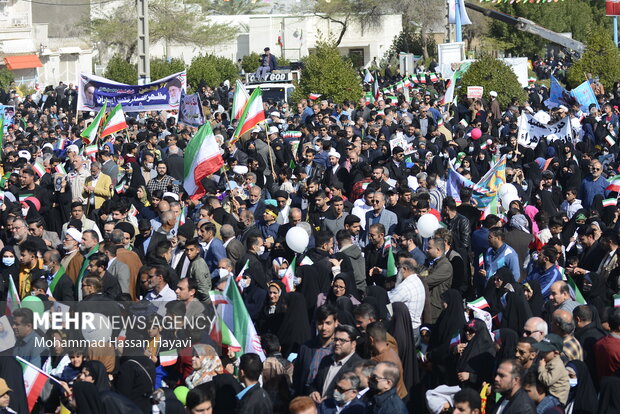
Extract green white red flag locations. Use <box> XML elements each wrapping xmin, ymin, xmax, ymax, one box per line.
<box><xmin>80</xmin><ymin>101</ymin><xmax>107</xmax><ymax>145</ymax></box>
<box><xmin>100</xmin><ymin>104</ymin><xmax>128</xmax><ymax>138</ymax></box>
<box><xmin>183</xmin><ymin>122</ymin><xmax>224</xmax><ymax>199</ymax></box>
<box><xmin>18</xmin><ymin>356</ymin><xmax>59</xmax><ymax>411</ymax></box>
<box><xmin>159</xmin><ymin>349</ymin><xmax>178</xmax><ymax>367</ymax></box>
<box><xmin>6</xmin><ymin>276</ymin><xmax>20</xmax><ymax>316</ymax></box>
<box><xmin>607</xmin><ymin>175</ymin><xmax>620</xmax><ymax>192</ymax></box>
<box><xmin>33</xmin><ymin>161</ymin><xmax>46</xmax><ymax>178</ymax></box>
<box><xmin>232</xmin><ymin>87</ymin><xmax>266</xmax><ymax>144</ymax></box>
<box><xmin>282</xmin><ymin>257</ymin><xmax>296</xmax><ymax>292</ymax></box>
<box><xmin>231</xmin><ymin>80</ymin><xmax>250</xmax><ymax>122</ymax></box>
<box><xmin>222</xmin><ymin>278</ymin><xmax>265</xmax><ymax>359</ymax></box>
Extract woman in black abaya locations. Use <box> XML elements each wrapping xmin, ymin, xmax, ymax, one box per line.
<box><xmin>388</xmin><ymin>302</ymin><xmax>419</xmax><ymax>391</ymax></box>
<box><xmin>493</xmin><ymin>328</ymin><xmax>519</xmax><ymax>364</ymax></box>
<box><xmin>455</xmin><ymin>319</ymin><xmax>496</xmax><ymax>389</ymax></box>
<box><xmin>523</xmin><ymin>280</ymin><xmax>544</xmax><ymax>317</ymax></box>
<box><xmin>426</xmin><ymin>289</ymin><xmax>467</xmax><ymax>386</ymax></box>
<box><xmin>499</xmin><ymin>282</ymin><xmax>532</xmax><ymax>336</ymax></box>
<box><xmin>257</xmin><ymin>281</ymin><xmax>287</xmax><ymax>335</ymax></box>
<box><xmin>277</xmin><ymin>292</ymin><xmax>311</xmax><ymax>358</ymax></box>
<box><xmin>565</xmin><ymin>360</ymin><xmax>598</xmax><ymax>414</ymax></box>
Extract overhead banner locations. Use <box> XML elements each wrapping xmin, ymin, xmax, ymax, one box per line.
<box><xmin>517</xmin><ymin>112</ymin><xmax>573</xmax><ymax>149</ymax></box>
<box><xmin>178</xmin><ymin>92</ymin><xmax>204</xmax><ymax>127</ymax></box>
<box><xmin>77</xmin><ymin>72</ymin><xmax>186</xmax><ymax>112</ymax></box>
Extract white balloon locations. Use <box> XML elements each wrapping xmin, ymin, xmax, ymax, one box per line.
<box><xmin>286</xmin><ymin>226</ymin><xmax>310</xmax><ymax>253</ymax></box>
<box><xmin>417</xmin><ymin>214</ymin><xmax>440</xmax><ymax>238</ymax></box>
<box><xmin>501</xmin><ymin>195</ymin><xmax>519</xmax><ymax>212</ymax></box>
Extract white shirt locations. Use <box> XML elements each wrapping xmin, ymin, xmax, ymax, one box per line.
<box><xmin>145</xmin><ymin>284</ymin><xmax>177</xmax><ymax>315</ymax></box>
<box><xmin>387</xmin><ymin>273</ymin><xmax>425</xmax><ymax>330</ymax></box>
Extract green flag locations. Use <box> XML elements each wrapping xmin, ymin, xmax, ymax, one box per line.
<box><xmin>386</xmin><ymin>246</ymin><xmax>397</xmax><ymax>277</ymax></box>
<box><xmin>564</xmin><ymin>272</ymin><xmax>586</xmax><ymax>305</ymax></box>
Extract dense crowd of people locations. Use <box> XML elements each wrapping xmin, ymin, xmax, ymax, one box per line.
<box><xmin>0</xmin><ymin>61</ymin><xmax>619</xmax><ymax>414</ymax></box>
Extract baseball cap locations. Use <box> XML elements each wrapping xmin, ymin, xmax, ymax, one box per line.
<box><xmin>533</xmin><ymin>333</ymin><xmax>563</xmax><ymax>353</ymax></box>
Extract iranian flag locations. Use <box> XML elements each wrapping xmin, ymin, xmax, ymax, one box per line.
<box><xmin>183</xmin><ymin>122</ymin><xmax>224</xmax><ymax>199</ymax></box>
<box><xmin>373</xmin><ymin>78</ymin><xmax>380</xmax><ymax>102</ymax></box>
<box><xmin>6</xmin><ymin>277</ymin><xmax>20</xmax><ymax>316</ymax></box>
<box><xmin>562</xmin><ymin>271</ymin><xmax>587</xmax><ymax>305</ymax></box>
<box><xmin>232</xmin><ymin>87</ymin><xmax>266</xmax><ymax>143</ymax></box>
<box><xmin>603</xmin><ymin>198</ymin><xmax>617</xmax><ymax>207</ymax></box>
<box><xmin>231</xmin><ymin>80</ymin><xmax>250</xmax><ymax>121</ymax></box>
<box><xmin>234</xmin><ymin>259</ymin><xmax>250</xmax><ymax>291</ymax></box>
<box><xmin>468</xmin><ymin>297</ymin><xmax>490</xmax><ymax>310</ymax></box>
<box><xmin>84</xmin><ymin>145</ymin><xmax>98</xmax><ymax>157</ymax></box>
<box><xmin>222</xmin><ymin>278</ymin><xmax>265</xmax><ymax>360</ymax></box>
<box><xmin>80</xmin><ymin>101</ymin><xmax>107</xmax><ymax>145</ymax></box>
<box><xmin>17</xmin><ymin>356</ymin><xmax>53</xmax><ymax>411</ymax></box>
<box><xmin>607</xmin><ymin>175</ymin><xmax>620</xmax><ymax>192</ymax></box>
<box><xmin>100</xmin><ymin>104</ymin><xmax>128</xmax><ymax>138</ymax></box>
<box><xmin>308</xmin><ymin>93</ymin><xmax>322</xmax><ymax>100</ymax></box>
<box><xmin>614</xmin><ymin>294</ymin><xmax>620</xmax><ymax>308</ymax></box>
<box><xmin>282</xmin><ymin>257</ymin><xmax>297</xmax><ymax>292</ymax></box>
<box><xmin>33</xmin><ymin>161</ymin><xmax>46</xmax><ymax>177</ymax></box>
<box><xmin>55</xmin><ymin>164</ymin><xmax>67</xmax><ymax>175</ymax></box>
<box><xmin>159</xmin><ymin>349</ymin><xmax>178</xmax><ymax>367</ymax></box>
<box><xmin>208</xmin><ymin>298</ymin><xmax>243</xmax><ymax>353</ymax></box>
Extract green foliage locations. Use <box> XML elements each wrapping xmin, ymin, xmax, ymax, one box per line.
<box><xmin>187</xmin><ymin>54</ymin><xmax>239</xmax><ymax>89</ymax></box>
<box><xmin>104</xmin><ymin>55</ymin><xmax>138</xmax><ymax>85</ymax></box>
<box><xmin>84</xmin><ymin>0</ymin><xmax>238</xmax><ymax>61</ymax></box>
<box><xmin>150</xmin><ymin>58</ymin><xmax>186</xmax><ymax>81</ymax></box>
<box><xmin>241</xmin><ymin>52</ymin><xmax>262</xmax><ymax>74</ymax></box>
<box><xmin>458</xmin><ymin>56</ymin><xmax>526</xmax><ymax>108</ymax></box>
<box><xmin>487</xmin><ymin>1</ymin><xmax>608</xmax><ymax>56</ymax></box>
<box><xmin>188</xmin><ymin>0</ymin><xmax>265</xmax><ymax>14</ymax></box>
<box><xmin>0</xmin><ymin>68</ymin><xmax>14</xmax><ymax>89</ymax></box>
<box><xmin>385</xmin><ymin>27</ymin><xmax>437</xmax><ymax>61</ymax></box>
<box><xmin>567</xmin><ymin>26</ymin><xmax>620</xmax><ymax>91</ymax></box>
<box><xmin>291</xmin><ymin>39</ymin><xmax>363</xmax><ymax>104</ymax></box>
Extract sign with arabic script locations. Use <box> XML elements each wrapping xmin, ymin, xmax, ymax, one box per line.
<box><xmin>77</xmin><ymin>71</ymin><xmax>186</xmax><ymax>112</ymax></box>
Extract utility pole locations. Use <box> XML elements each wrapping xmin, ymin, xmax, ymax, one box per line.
<box><xmin>137</xmin><ymin>0</ymin><xmax>150</xmax><ymax>85</ymax></box>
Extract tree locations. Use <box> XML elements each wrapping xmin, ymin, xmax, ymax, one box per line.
<box><xmin>104</xmin><ymin>55</ymin><xmax>138</xmax><ymax>85</ymax></box>
<box><xmin>150</xmin><ymin>58</ymin><xmax>186</xmax><ymax>81</ymax></box>
<box><xmin>84</xmin><ymin>0</ymin><xmax>238</xmax><ymax>61</ymax></box>
<box><xmin>385</xmin><ymin>26</ymin><xmax>437</xmax><ymax>63</ymax></box>
<box><xmin>484</xmin><ymin>1</ymin><xmax>608</xmax><ymax>56</ymax></box>
<box><xmin>241</xmin><ymin>52</ymin><xmax>262</xmax><ymax>74</ymax></box>
<box><xmin>567</xmin><ymin>26</ymin><xmax>620</xmax><ymax>91</ymax></box>
<box><xmin>458</xmin><ymin>56</ymin><xmax>526</xmax><ymax>108</ymax></box>
<box><xmin>393</xmin><ymin>0</ymin><xmax>444</xmax><ymax>60</ymax></box>
<box><xmin>310</xmin><ymin>0</ymin><xmax>391</xmax><ymax>46</ymax></box>
<box><xmin>292</xmin><ymin>38</ymin><xmax>363</xmax><ymax>104</ymax></box>
<box><xmin>188</xmin><ymin>54</ymin><xmax>239</xmax><ymax>89</ymax></box>
<box><xmin>0</xmin><ymin>68</ymin><xmax>14</xmax><ymax>89</ymax></box>
<box><xmin>188</xmin><ymin>0</ymin><xmax>265</xmax><ymax>15</ymax></box>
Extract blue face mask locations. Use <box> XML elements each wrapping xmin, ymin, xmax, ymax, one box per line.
<box><xmin>2</xmin><ymin>257</ymin><xmax>15</xmax><ymax>267</ymax></box>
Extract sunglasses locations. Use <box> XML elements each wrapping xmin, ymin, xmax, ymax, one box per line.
<box><xmin>523</xmin><ymin>329</ymin><xmax>541</xmax><ymax>336</ymax></box>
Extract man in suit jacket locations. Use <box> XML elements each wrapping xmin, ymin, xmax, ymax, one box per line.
<box><xmin>198</xmin><ymin>222</ymin><xmax>227</xmax><ymax>273</ymax></box>
<box><xmin>363</xmin><ymin>192</ymin><xmax>398</xmax><ymax>245</ymax></box>
<box><xmin>102</xmin><ymin>243</ymin><xmax>131</xmax><ymax>296</ymax></box>
<box><xmin>43</xmin><ymin>249</ymin><xmax>75</xmax><ymax>302</ymax></box>
<box><xmin>237</xmin><ymin>353</ymin><xmax>273</xmax><ymax>414</ymax></box>
<box><xmin>310</xmin><ymin>325</ymin><xmax>363</xmax><ymax>403</ymax></box>
<box><xmin>82</xmin><ymin>162</ymin><xmax>113</xmax><ymax>210</ymax></box>
<box><xmin>111</xmin><ymin>228</ymin><xmax>143</xmax><ymax>300</ymax></box>
<box><xmin>100</xmin><ymin>150</ymin><xmax>119</xmax><ymax>186</ymax></box>
<box><xmin>221</xmin><ymin>224</ymin><xmax>245</xmax><ymax>269</ymax></box>
<box><xmin>425</xmin><ymin>237</ymin><xmax>454</xmax><ymax>323</ymax></box>
<box><xmin>318</xmin><ymin>371</ymin><xmax>367</xmax><ymax>414</ymax></box>
<box><xmin>300</xmin><ymin>148</ymin><xmax>326</xmax><ymax>182</ymax></box>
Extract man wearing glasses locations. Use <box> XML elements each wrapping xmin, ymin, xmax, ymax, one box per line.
<box><xmin>579</xmin><ymin>160</ymin><xmax>609</xmax><ymax>209</ymax></box>
<box><xmin>309</xmin><ymin>325</ymin><xmax>362</xmax><ymax>404</ymax></box>
<box><xmin>317</xmin><ymin>371</ymin><xmax>366</xmax><ymax>413</ymax></box>
<box><xmin>368</xmin><ymin>361</ymin><xmax>408</xmax><ymax>414</ymax></box>
<box><xmin>523</xmin><ymin>317</ymin><xmax>548</xmax><ymax>342</ymax></box>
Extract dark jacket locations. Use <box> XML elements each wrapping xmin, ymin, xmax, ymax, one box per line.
<box><xmin>237</xmin><ymin>383</ymin><xmax>273</xmax><ymax>414</ymax></box>
<box><xmin>504</xmin><ymin>229</ymin><xmax>534</xmax><ymax>280</ymax></box>
<box><xmin>491</xmin><ymin>388</ymin><xmax>537</xmax><ymax>414</ymax></box>
<box><xmin>49</xmin><ymin>273</ymin><xmax>75</xmax><ymax>302</ymax></box>
<box><xmin>319</xmin><ymin>396</ymin><xmax>367</xmax><ymax>414</ymax></box>
<box><xmin>369</xmin><ymin>387</ymin><xmax>408</xmax><ymax>414</ymax></box>
<box><xmin>310</xmin><ymin>353</ymin><xmax>363</xmax><ymax>399</ymax></box>
<box><xmin>444</xmin><ymin>213</ymin><xmax>471</xmax><ymax>253</ymax></box>
<box><xmin>236</xmin><ymin>251</ymin><xmax>268</xmax><ymax>288</ymax></box>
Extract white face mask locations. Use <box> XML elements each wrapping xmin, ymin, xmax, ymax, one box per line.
<box><xmin>257</xmin><ymin>245</ymin><xmax>265</xmax><ymax>255</ymax></box>
<box><xmin>277</xmin><ymin>269</ymin><xmax>287</xmax><ymax>278</ymax></box>
<box><xmin>239</xmin><ymin>278</ymin><xmax>250</xmax><ymax>289</ymax></box>
<box><xmin>569</xmin><ymin>378</ymin><xmax>578</xmax><ymax>388</ymax></box>
<box><xmin>21</xmin><ymin>207</ymin><xmax>29</xmax><ymax>217</ymax></box>
<box><xmin>333</xmin><ymin>390</ymin><xmax>347</xmax><ymax>406</ymax></box>
<box><xmin>145</xmin><ymin>162</ymin><xmax>153</xmax><ymax>170</ymax></box>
